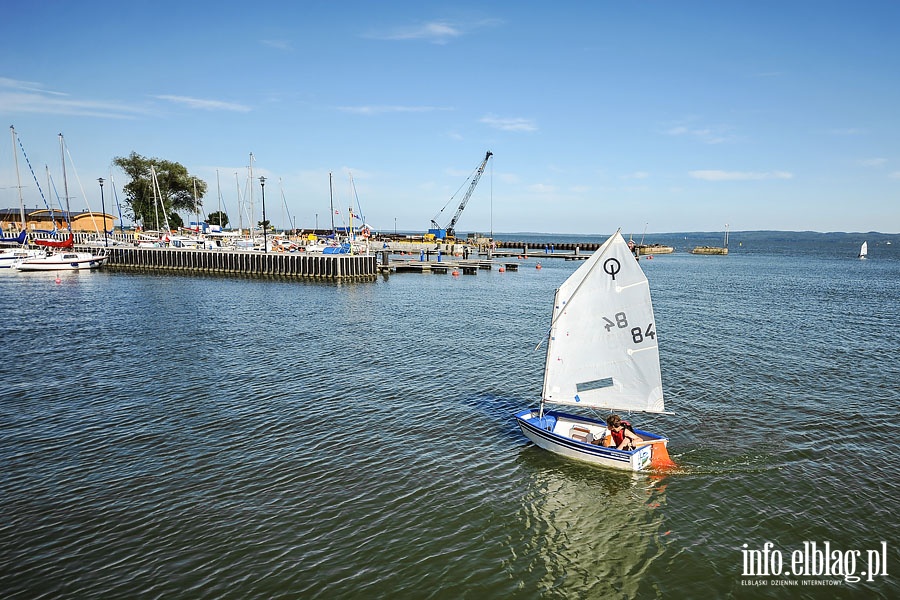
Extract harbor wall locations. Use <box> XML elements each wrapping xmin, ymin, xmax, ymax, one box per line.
<box><xmin>102</xmin><ymin>247</ymin><xmax>378</xmax><ymax>280</ymax></box>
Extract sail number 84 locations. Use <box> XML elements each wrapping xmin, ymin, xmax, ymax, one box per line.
<box><xmin>602</xmin><ymin>312</ymin><xmax>656</xmax><ymax>344</ymax></box>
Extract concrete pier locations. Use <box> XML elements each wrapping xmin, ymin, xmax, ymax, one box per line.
<box><xmin>102</xmin><ymin>247</ymin><xmax>378</xmax><ymax>280</ymax></box>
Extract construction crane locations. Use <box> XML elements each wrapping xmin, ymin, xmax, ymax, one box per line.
<box><xmin>428</xmin><ymin>150</ymin><xmax>493</xmax><ymax>241</ymax></box>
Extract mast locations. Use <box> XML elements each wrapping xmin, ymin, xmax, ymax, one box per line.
<box><xmin>10</xmin><ymin>127</ymin><xmax>26</xmax><ymax>235</ymax></box>
<box><xmin>192</xmin><ymin>177</ymin><xmax>199</xmax><ymax>233</ymax></box>
<box><xmin>45</xmin><ymin>165</ymin><xmax>51</xmax><ymax>226</ymax></box>
<box><xmin>234</xmin><ymin>172</ymin><xmax>243</xmax><ymax>232</ymax></box>
<box><xmin>248</xmin><ymin>153</ymin><xmax>255</xmax><ymax>241</ymax></box>
<box><xmin>329</xmin><ymin>171</ymin><xmax>335</xmax><ymax>234</ymax></box>
<box><xmin>216</xmin><ymin>170</ymin><xmax>222</xmax><ymax>227</ymax></box>
<box><xmin>59</xmin><ymin>134</ymin><xmax>72</xmax><ymax>232</ymax></box>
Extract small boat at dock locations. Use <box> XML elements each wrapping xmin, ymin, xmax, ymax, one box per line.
<box><xmin>16</xmin><ymin>250</ymin><xmax>108</xmax><ymax>271</ymax></box>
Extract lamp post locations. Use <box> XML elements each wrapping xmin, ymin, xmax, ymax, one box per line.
<box><xmin>259</xmin><ymin>176</ymin><xmax>267</xmax><ymax>253</ymax></box>
<box><xmin>97</xmin><ymin>177</ymin><xmax>107</xmax><ymax>247</ymax></box>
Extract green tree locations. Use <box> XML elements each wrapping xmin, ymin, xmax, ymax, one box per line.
<box><xmin>207</xmin><ymin>211</ymin><xmax>229</xmax><ymax>228</ymax></box>
<box><xmin>113</xmin><ymin>152</ymin><xmax>207</xmax><ymax>230</ymax></box>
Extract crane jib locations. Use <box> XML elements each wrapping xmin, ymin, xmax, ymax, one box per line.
<box><xmin>431</xmin><ymin>151</ymin><xmax>492</xmax><ymax>240</ymax></box>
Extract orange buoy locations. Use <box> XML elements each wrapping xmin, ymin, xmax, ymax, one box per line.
<box><xmin>536</xmin><ymin>263</ymin><xmax>542</xmax><ymax>270</ymax></box>
<box><xmin>499</xmin><ymin>267</ymin><xmax>506</xmax><ymax>273</ymax></box>
<box><xmin>451</xmin><ymin>270</ymin><xmax>459</xmax><ymax>276</ymax></box>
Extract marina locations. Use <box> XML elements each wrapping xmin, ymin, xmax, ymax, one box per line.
<box><xmin>2</xmin><ymin>233</ymin><xmax>897</xmax><ymax>599</ymax></box>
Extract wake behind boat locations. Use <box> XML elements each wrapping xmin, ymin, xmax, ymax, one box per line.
<box><xmin>514</xmin><ymin>230</ymin><xmax>675</xmax><ymax>472</ymax></box>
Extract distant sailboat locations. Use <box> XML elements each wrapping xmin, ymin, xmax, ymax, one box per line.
<box><xmin>858</xmin><ymin>241</ymin><xmax>868</xmax><ymax>259</ymax></box>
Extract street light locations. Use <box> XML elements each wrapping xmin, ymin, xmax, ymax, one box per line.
<box><xmin>259</xmin><ymin>176</ymin><xmax>267</xmax><ymax>253</ymax></box>
<box><xmin>97</xmin><ymin>177</ymin><xmax>107</xmax><ymax>247</ymax></box>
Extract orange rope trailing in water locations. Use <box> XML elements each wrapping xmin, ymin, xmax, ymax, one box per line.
<box><xmin>651</xmin><ymin>442</ymin><xmax>677</xmax><ymax>469</ymax></box>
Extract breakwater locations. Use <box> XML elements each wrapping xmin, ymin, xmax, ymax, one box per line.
<box><xmin>102</xmin><ymin>247</ymin><xmax>377</xmax><ymax>279</ymax></box>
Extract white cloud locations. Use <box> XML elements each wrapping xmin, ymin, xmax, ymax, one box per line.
<box><xmin>153</xmin><ymin>95</ymin><xmax>251</xmax><ymax>112</ymax></box>
<box><xmin>365</xmin><ymin>18</ymin><xmax>501</xmax><ymax>45</ymax></box>
<box><xmin>0</xmin><ymin>77</ymin><xmax>150</xmax><ymax>119</ymax></box>
<box><xmin>337</xmin><ymin>105</ymin><xmax>452</xmax><ymax>115</ymax></box>
<box><xmin>480</xmin><ymin>115</ymin><xmax>537</xmax><ymax>132</ymax></box>
<box><xmin>857</xmin><ymin>158</ymin><xmax>887</xmax><ymax>167</ymax></box>
<box><xmin>0</xmin><ymin>77</ymin><xmax>67</xmax><ymax>96</ymax></box>
<box><xmin>826</xmin><ymin>128</ymin><xmax>865</xmax><ymax>135</ymax></box>
<box><xmin>622</xmin><ymin>171</ymin><xmax>649</xmax><ymax>179</ymax></box>
<box><xmin>261</xmin><ymin>39</ymin><xmax>292</xmax><ymax>51</ymax></box>
<box><xmin>528</xmin><ymin>183</ymin><xmax>556</xmax><ymax>193</ymax></box>
<box><xmin>0</xmin><ymin>92</ymin><xmax>147</xmax><ymax>119</ymax></box>
<box><xmin>665</xmin><ymin>123</ymin><xmax>731</xmax><ymax>144</ymax></box>
<box><xmin>689</xmin><ymin>170</ymin><xmax>793</xmax><ymax>181</ymax></box>
<box><xmin>889</xmin><ymin>171</ymin><xmax>900</xmax><ymax>179</ymax></box>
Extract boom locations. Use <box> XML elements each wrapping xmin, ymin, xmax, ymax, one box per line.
<box><xmin>429</xmin><ymin>151</ymin><xmax>492</xmax><ymax>240</ymax></box>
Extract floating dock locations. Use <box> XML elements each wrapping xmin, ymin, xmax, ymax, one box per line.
<box><xmin>690</xmin><ymin>246</ymin><xmax>728</xmax><ymax>255</ymax></box>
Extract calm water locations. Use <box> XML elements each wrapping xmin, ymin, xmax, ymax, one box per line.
<box><xmin>2</xmin><ymin>236</ymin><xmax>898</xmax><ymax>599</ymax></box>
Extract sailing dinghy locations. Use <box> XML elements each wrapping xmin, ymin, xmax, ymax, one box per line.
<box><xmin>858</xmin><ymin>241</ymin><xmax>868</xmax><ymax>259</ymax></box>
<box><xmin>514</xmin><ymin>231</ymin><xmax>676</xmax><ymax>471</ymax></box>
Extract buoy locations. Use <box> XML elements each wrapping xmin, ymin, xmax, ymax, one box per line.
<box><xmin>536</xmin><ymin>263</ymin><xmax>542</xmax><ymax>270</ymax></box>
<box><xmin>647</xmin><ymin>255</ymin><xmax>653</xmax><ymax>260</ymax></box>
<box><xmin>499</xmin><ymin>267</ymin><xmax>505</xmax><ymax>273</ymax></box>
<box><xmin>55</xmin><ymin>276</ymin><xmax>61</xmax><ymax>284</ymax></box>
<box><xmin>451</xmin><ymin>270</ymin><xmax>459</xmax><ymax>276</ymax></box>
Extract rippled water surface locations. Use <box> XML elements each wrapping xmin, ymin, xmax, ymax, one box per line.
<box><xmin>2</xmin><ymin>237</ymin><xmax>899</xmax><ymax>599</ymax></box>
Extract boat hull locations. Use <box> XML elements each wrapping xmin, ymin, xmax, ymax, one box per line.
<box><xmin>514</xmin><ymin>409</ymin><xmax>666</xmax><ymax>472</ymax></box>
<box><xmin>16</xmin><ymin>253</ymin><xmax>107</xmax><ymax>271</ymax></box>
<box><xmin>0</xmin><ymin>249</ymin><xmax>44</xmax><ymax>268</ymax></box>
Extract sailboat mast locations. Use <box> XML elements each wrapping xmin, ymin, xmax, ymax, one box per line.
<box><xmin>10</xmin><ymin>127</ymin><xmax>26</xmax><ymax>233</ymax></box>
<box><xmin>234</xmin><ymin>172</ymin><xmax>243</xmax><ymax>232</ymax></box>
<box><xmin>329</xmin><ymin>171</ymin><xmax>335</xmax><ymax>233</ymax></box>
<box><xmin>248</xmin><ymin>153</ymin><xmax>255</xmax><ymax>241</ymax></box>
<box><xmin>192</xmin><ymin>177</ymin><xmax>199</xmax><ymax>233</ymax></box>
<box><xmin>216</xmin><ymin>170</ymin><xmax>222</xmax><ymax>227</ymax></box>
<box><xmin>59</xmin><ymin>134</ymin><xmax>71</xmax><ymax>231</ymax></box>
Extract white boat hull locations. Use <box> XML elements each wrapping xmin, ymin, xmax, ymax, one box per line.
<box><xmin>16</xmin><ymin>252</ymin><xmax>107</xmax><ymax>271</ymax></box>
<box><xmin>514</xmin><ymin>409</ymin><xmax>666</xmax><ymax>472</ymax></box>
<box><xmin>0</xmin><ymin>249</ymin><xmax>44</xmax><ymax>268</ymax></box>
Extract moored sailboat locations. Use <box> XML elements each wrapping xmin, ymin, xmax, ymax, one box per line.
<box><xmin>514</xmin><ymin>230</ymin><xmax>675</xmax><ymax>471</ymax></box>
<box><xmin>15</xmin><ymin>133</ymin><xmax>106</xmax><ymax>271</ymax></box>
<box><xmin>2</xmin><ymin>127</ymin><xmax>43</xmax><ymax>267</ymax></box>
<box><xmin>16</xmin><ymin>250</ymin><xmax>108</xmax><ymax>271</ymax></box>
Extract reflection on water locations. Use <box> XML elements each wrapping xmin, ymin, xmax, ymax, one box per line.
<box><xmin>1</xmin><ymin>241</ymin><xmax>899</xmax><ymax>598</ymax></box>
<box><xmin>513</xmin><ymin>451</ymin><xmax>669</xmax><ymax>597</ymax></box>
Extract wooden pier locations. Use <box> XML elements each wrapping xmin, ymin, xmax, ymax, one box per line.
<box><xmin>102</xmin><ymin>247</ymin><xmax>378</xmax><ymax>280</ymax></box>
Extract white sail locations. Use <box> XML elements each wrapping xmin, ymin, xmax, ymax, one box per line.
<box><xmin>541</xmin><ymin>232</ymin><xmax>664</xmax><ymax>413</ymax></box>
<box><xmin>859</xmin><ymin>241</ymin><xmax>868</xmax><ymax>258</ymax></box>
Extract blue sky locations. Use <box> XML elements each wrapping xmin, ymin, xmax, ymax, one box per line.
<box><xmin>2</xmin><ymin>1</ymin><xmax>898</xmax><ymax>234</ymax></box>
